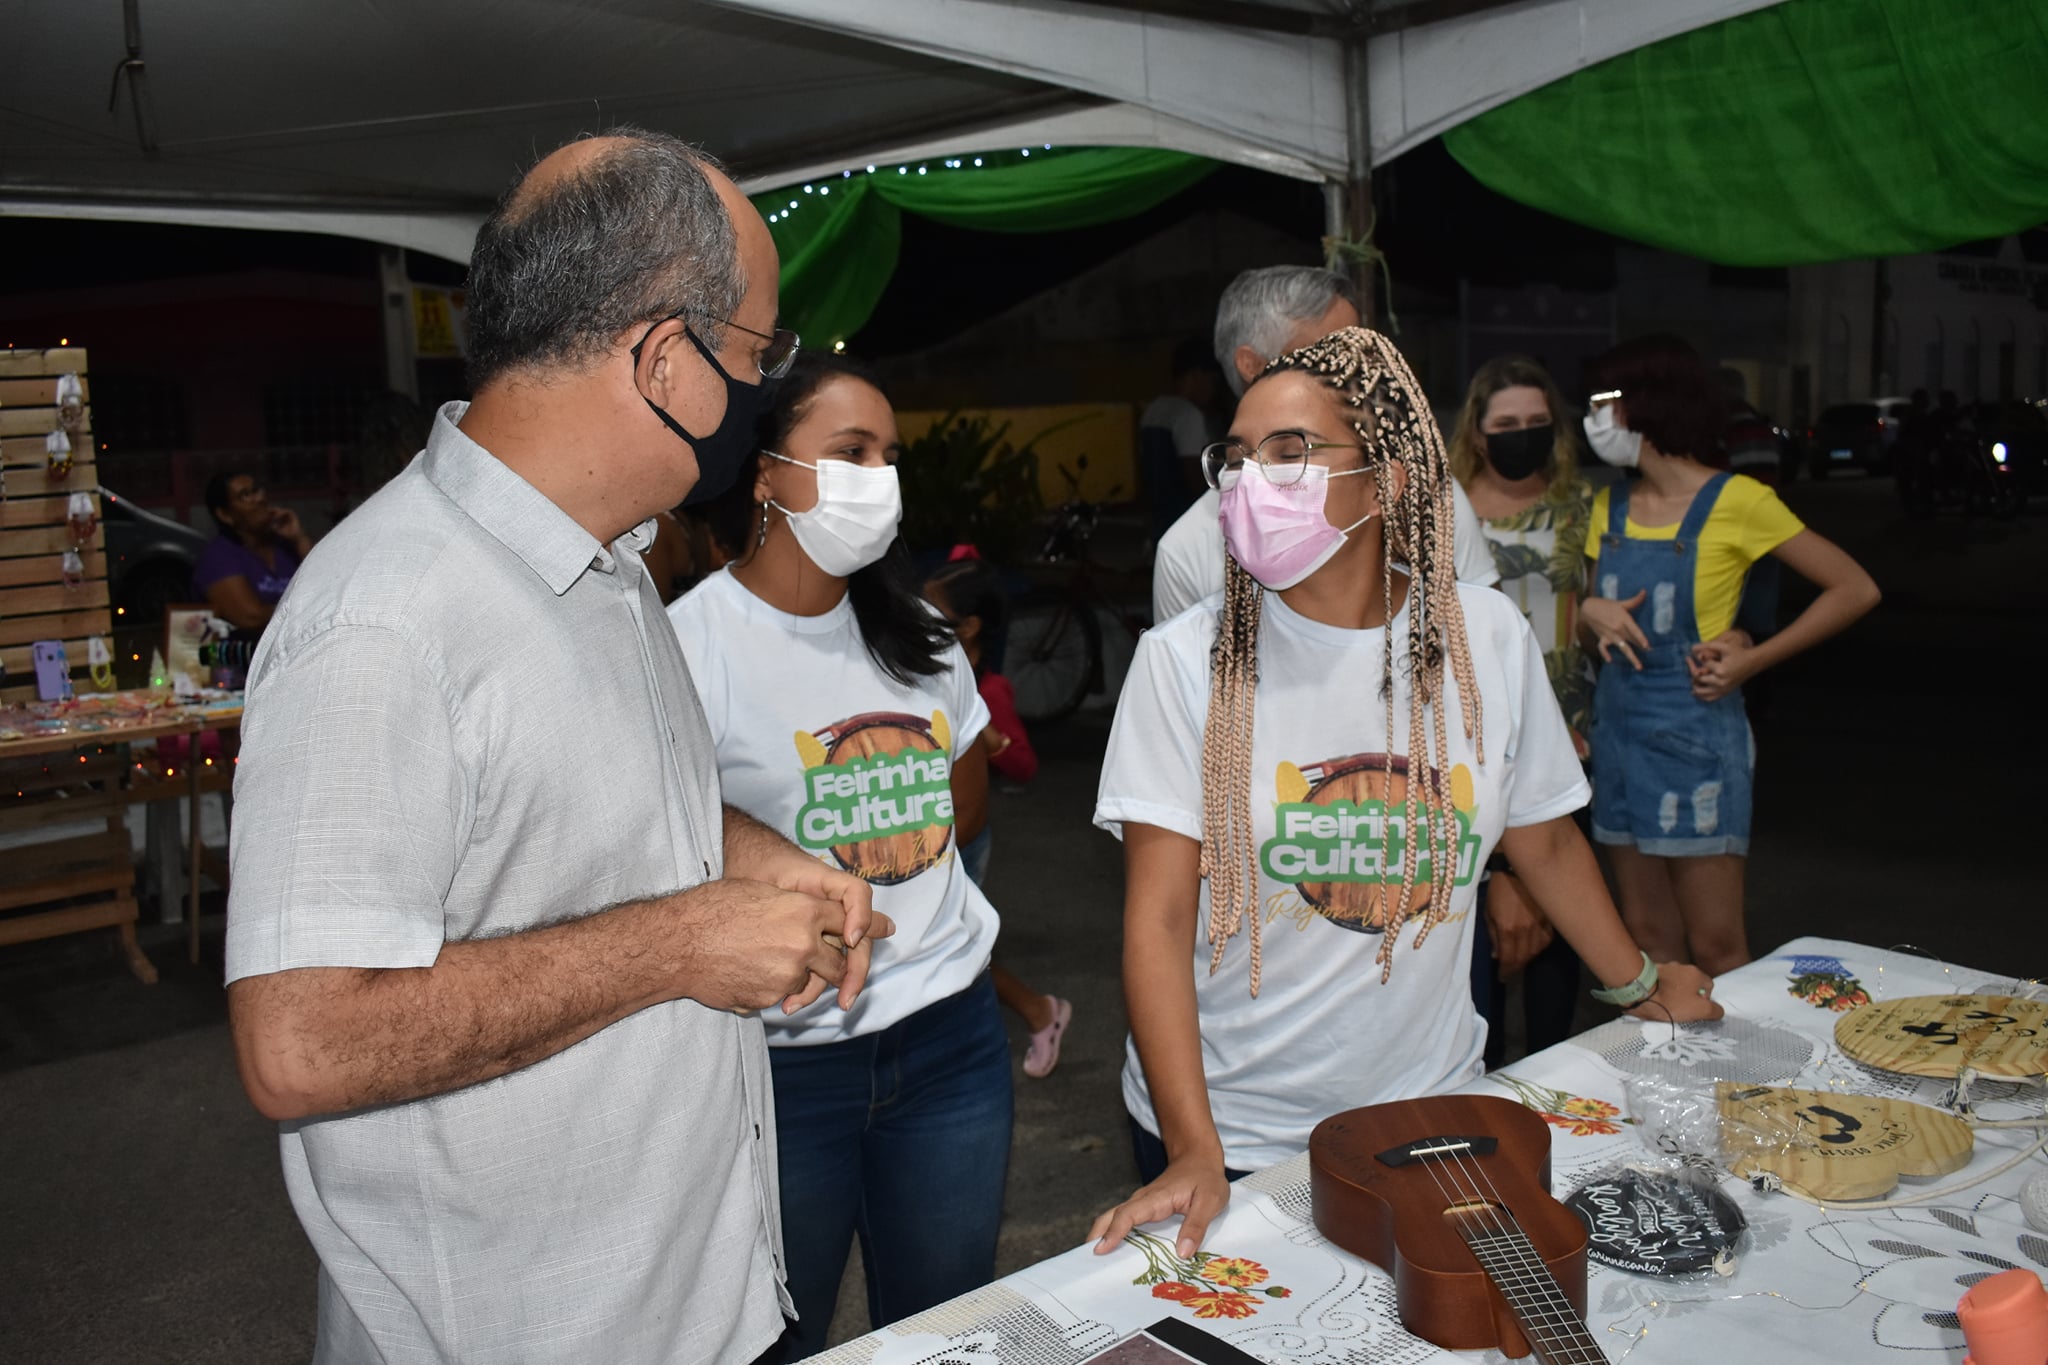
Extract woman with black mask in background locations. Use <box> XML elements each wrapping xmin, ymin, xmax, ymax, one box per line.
<box><xmin>1447</xmin><ymin>355</ymin><xmax>1595</xmax><ymax>1064</ymax></box>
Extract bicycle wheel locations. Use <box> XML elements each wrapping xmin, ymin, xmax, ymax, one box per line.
<box><xmin>1008</xmin><ymin>598</ymin><xmax>1102</xmax><ymax>723</ymax></box>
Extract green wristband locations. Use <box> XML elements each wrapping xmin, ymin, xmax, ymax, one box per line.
<box><xmin>1590</xmin><ymin>951</ymin><xmax>1659</xmax><ymax>1007</ymax></box>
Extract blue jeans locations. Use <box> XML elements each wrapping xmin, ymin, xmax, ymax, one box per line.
<box><xmin>1590</xmin><ymin>648</ymin><xmax>1753</xmax><ymax>857</ymax></box>
<box><xmin>764</xmin><ymin>972</ymin><xmax>1013</xmax><ymax>1362</ymax></box>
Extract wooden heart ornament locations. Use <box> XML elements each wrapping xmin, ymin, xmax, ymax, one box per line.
<box><xmin>1834</xmin><ymin>993</ymin><xmax>2048</xmax><ymax>1080</ymax></box>
<box><xmin>1715</xmin><ymin>1083</ymin><xmax>1974</xmax><ymax>1202</ymax></box>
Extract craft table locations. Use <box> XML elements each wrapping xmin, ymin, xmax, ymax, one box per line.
<box><xmin>0</xmin><ymin>693</ymin><xmax>242</xmax><ymax>976</ymax></box>
<box><xmin>819</xmin><ymin>940</ymin><xmax>2044</xmax><ymax>1365</ymax></box>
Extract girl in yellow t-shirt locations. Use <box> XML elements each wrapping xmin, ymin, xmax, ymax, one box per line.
<box><xmin>1578</xmin><ymin>336</ymin><xmax>1880</xmax><ymax>975</ymax></box>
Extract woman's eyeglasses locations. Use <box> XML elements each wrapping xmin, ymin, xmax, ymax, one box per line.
<box><xmin>1200</xmin><ymin>431</ymin><xmax>1368</xmax><ymax>488</ymax></box>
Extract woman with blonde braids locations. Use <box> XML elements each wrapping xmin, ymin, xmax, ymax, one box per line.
<box><xmin>1090</xmin><ymin>328</ymin><xmax>1720</xmax><ymax>1259</ymax></box>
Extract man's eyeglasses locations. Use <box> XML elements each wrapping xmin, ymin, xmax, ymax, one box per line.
<box><xmin>724</xmin><ymin>318</ymin><xmax>801</xmax><ymax>380</ymax></box>
<box><xmin>631</xmin><ymin>312</ymin><xmax>801</xmax><ymax>381</ymax></box>
<box><xmin>1588</xmin><ymin>389</ymin><xmax>1623</xmax><ymax>410</ymax></box>
<box><xmin>1201</xmin><ymin>431</ymin><xmax>1368</xmax><ymax>489</ymax></box>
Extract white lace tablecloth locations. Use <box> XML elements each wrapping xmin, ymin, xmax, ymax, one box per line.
<box><xmin>814</xmin><ymin>938</ymin><xmax>2047</xmax><ymax>1365</ymax></box>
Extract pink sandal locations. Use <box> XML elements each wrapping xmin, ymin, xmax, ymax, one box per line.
<box><xmin>1023</xmin><ymin>996</ymin><xmax>1073</xmax><ymax>1079</ymax></box>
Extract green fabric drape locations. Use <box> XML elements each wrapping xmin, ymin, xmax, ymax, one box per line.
<box><xmin>1444</xmin><ymin>0</ymin><xmax>2048</xmax><ymax>266</ymax></box>
<box><xmin>750</xmin><ymin>147</ymin><xmax>1217</xmax><ymax>346</ymax></box>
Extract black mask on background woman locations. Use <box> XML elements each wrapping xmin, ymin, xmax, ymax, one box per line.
<box><xmin>1483</xmin><ymin>425</ymin><xmax>1552</xmax><ymax>482</ymax></box>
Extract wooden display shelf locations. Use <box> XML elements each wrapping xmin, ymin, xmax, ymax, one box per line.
<box><xmin>2</xmin><ymin>343</ymin><xmax>215</xmax><ymax>983</ymax></box>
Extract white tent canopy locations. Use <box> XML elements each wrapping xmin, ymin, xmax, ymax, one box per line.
<box><xmin>0</xmin><ymin>0</ymin><xmax>1783</xmax><ymax>263</ymax></box>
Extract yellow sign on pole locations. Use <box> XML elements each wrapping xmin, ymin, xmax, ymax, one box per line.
<box><xmin>412</xmin><ymin>286</ymin><xmax>469</xmax><ymax>360</ymax></box>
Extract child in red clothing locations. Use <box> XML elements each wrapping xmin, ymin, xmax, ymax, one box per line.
<box><xmin>926</xmin><ymin>552</ymin><xmax>1070</xmax><ymax>1078</ymax></box>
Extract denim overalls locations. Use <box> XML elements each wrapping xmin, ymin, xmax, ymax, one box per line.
<box><xmin>1589</xmin><ymin>473</ymin><xmax>1754</xmax><ymax>857</ymax></box>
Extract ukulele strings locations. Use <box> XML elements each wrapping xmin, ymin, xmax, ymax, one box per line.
<box><xmin>1442</xmin><ymin>1141</ymin><xmax>1610</xmax><ymax>1364</ymax></box>
<box><xmin>1409</xmin><ymin>1139</ymin><xmax>1608</xmax><ymax>1364</ymax></box>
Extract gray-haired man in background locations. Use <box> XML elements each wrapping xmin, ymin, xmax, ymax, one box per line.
<box><xmin>225</xmin><ymin>129</ymin><xmax>892</xmax><ymax>1365</ymax></box>
<box><xmin>1151</xmin><ymin>266</ymin><xmax>1499</xmax><ymax>622</ymax></box>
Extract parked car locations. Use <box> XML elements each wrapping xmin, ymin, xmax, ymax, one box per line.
<box><xmin>102</xmin><ymin>487</ymin><xmax>209</xmax><ymax>672</ymax></box>
<box><xmin>1807</xmin><ymin>397</ymin><xmax>1912</xmax><ymax>478</ymax></box>
<box><xmin>1724</xmin><ymin>401</ymin><xmax>1800</xmax><ymax>485</ymax></box>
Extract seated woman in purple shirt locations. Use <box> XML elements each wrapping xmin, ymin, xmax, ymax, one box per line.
<box><xmin>191</xmin><ymin>471</ymin><xmax>315</xmax><ymax>634</ymax></box>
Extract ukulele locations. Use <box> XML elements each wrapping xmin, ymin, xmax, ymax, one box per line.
<box><xmin>1309</xmin><ymin>1095</ymin><xmax>1608</xmax><ymax>1363</ymax></box>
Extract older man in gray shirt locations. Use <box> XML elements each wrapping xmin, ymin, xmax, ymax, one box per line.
<box><xmin>224</xmin><ymin>130</ymin><xmax>892</xmax><ymax>1365</ymax></box>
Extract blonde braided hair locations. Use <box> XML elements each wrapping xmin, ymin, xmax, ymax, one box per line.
<box><xmin>1198</xmin><ymin>327</ymin><xmax>1485</xmax><ymax>994</ymax></box>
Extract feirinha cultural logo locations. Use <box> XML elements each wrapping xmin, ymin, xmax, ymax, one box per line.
<box><xmin>1260</xmin><ymin>752</ymin><xmax>1480</xmax><ymax>935</ymax></box>
<box><xmin>793</xmin><ymin>710</ymin><xmax>954</xmax><ymax>885</ymax></box>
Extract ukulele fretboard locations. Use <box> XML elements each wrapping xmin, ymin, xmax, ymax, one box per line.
<box><xmin>1452</xmin><ymin>1213</ymin><xmax>1610</xmax><ymax>1365</ymax></box>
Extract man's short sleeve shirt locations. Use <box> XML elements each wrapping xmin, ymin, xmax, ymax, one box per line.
<box><xmin>225</xmin><ymin>403</ymin><xmax>788</xmax><ymax>1365</ymax></box>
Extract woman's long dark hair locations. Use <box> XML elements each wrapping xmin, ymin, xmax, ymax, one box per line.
<box><xmin>697</xmin><ymin>353</ymin><xmax>954</xmax><ymax>686</ymax></box>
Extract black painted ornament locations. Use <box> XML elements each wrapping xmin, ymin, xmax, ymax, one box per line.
<box><xmin>1565</xmin><ymin>1168</ymin><xmax>1747</xmax><ymax>1277</ymax></box>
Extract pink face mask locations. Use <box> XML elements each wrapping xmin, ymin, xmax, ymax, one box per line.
<box><xmin>1217</xmin><ymin>462</ymin><xmax>1376</xmax><ymax>590</ymax></box>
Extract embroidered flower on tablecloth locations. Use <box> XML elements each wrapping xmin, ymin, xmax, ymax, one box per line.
<box><xmin>1554</xmin><ymin>1096</ymin><xmax>1626</xmax><ymax>1136</ymax></box>
<box><xmin>1125</xmin><ymin>1232</ymin><xmax>1292</xmax><ymax>1320</ymax></box>
<box><xmin>1488</xmin><ymin>1073</ymin><xmax>1632</xmax><ymax>1137</ymax></box>
<box><xmin>1184</xmin><ymin>1290</ymin><xmax>1263</xmax><ymax>1320</ymax></box>
<box><xmin>1785</xmin><ymin>955</ymin><xmax>1873</xmax><ymax>1012</ymax></box>
<box><xmin>1197</xmin><ymin>1256</ymin><xmax>1269</xmax><ymax>1289</ymax></box>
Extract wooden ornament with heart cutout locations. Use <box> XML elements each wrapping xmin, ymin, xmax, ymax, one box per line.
<box><xmin>1716</xmin><ymin>1082</ymin><xmax>1974</xmax><ymax>1202</ymax></box>
<box><xmin>1834</xmin><ymin>994</ymin><xmax>2048</xmax><ymax>1080</ymax></box>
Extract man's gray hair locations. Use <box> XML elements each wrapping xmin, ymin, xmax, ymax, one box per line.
<box><xmin>465</xmin><ymin>127</ymin><xmax>744</xmax><ymax>388</ymax></box>
<box><xmin>1212</xmin><ymin>266</ymin><xmax>1360</xmax><ymax>395</ymax></box>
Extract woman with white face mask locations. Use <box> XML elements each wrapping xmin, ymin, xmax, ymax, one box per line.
<box><xmin>667</xmin><ymin>356</ymin><xmax>1008</xmax><ymax>1362</ymax></box>
<box><xmin>1577</xmin><ymin>335</ymin><xmax>1879</xmax><ymax>979</ymax></box>
<box><xmin>1088</xmin><ymin>329</ymin><xmax>1721</xmax><ymax>1262</ymax></box>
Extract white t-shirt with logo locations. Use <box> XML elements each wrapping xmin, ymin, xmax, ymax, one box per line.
<box><xmin>1151</xmin><ymin>482</ymin><xmax>1501</xmax><ymax>623</ymax></box>
<box><xmin>1095</xmin><ymin>583</ymin><xmax>1589</xmax><ymax>1170</ymax></box>
<box><xmin>669</xmin><ymin>568</ymin><xmax>997</xmax><ymax>1046</ymax></box>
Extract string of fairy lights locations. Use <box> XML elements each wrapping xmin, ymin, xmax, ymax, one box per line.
<box><xmin>762</xmin><ymin>144</ymin><xmax>1057</xmax><ymax>225</ymax></box>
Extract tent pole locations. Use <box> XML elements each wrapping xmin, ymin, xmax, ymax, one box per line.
<box><xmin>1331</xmin><ymin>31</ymin><xmax>1376</xmax><ymax>328</ymax></box>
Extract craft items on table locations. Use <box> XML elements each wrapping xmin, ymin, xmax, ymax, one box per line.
<box><xmin>1956</xmin><ymin>1268</ymin><xmax>2048</xmax><ymax>1365</ymax></box>
<box><xmin>1309</xmin><ymin>1095</ymin><xmax>1602</xmax><ymax>1360</ymax></box>
<box><xmin>2022</xmin><ymin>1171</ymin><xmax>2048</xmax><ymax>1233</ymax></box>
<box><xmin>31</xmin><ymin>640</ymin><xmax>72</xmax><ymax>701</ymax></box>
<box><xmin>1836</xmin><ymin>995</ymin><xmax>2048</xmax><ymax>1080</ymax></box>
<box><xmin>1716</xmin><ymin>1082</ymin><xmax>1977</xmax><ymax>1202</ymax></box>
<box><xmin>816</xmin><ymin>942</ymin><xmax>2048</xmax><ymax>1365</ymax></box>
<box><xmin>1563</xmin><ymin>1168</ymin><xmax>1748</xmax><ymax>1277</ymax></box>
<box><xmin>0</xmin><ymin>686</ymin><xmax>230</xmax><ymax>743</ymax></box>
<box><xmin>60</xmin><ymin>549</ymin><xmax>84</xmax><ymax>590</ymax></box>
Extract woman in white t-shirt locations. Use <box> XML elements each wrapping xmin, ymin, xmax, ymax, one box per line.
<box><xmin>1090</xmin><ymin>328</ymin><xmax>1721</xmax><ymax>1260</ymax></box>
<box><xmin>668</xmin><ymin>356</ymin><xmax>1007</xmax><ymax>1362</ymax></box>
